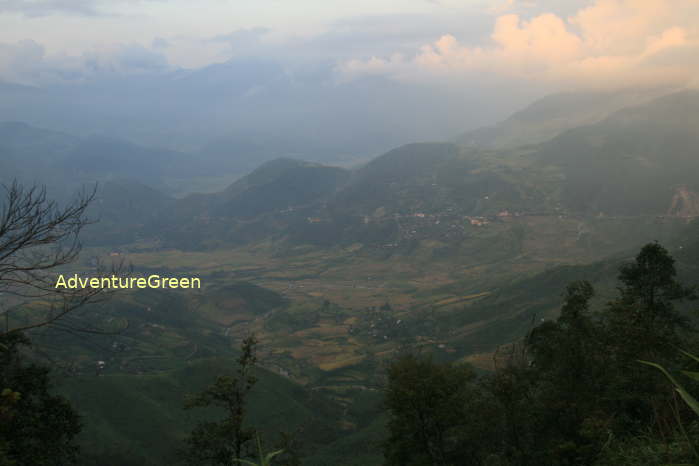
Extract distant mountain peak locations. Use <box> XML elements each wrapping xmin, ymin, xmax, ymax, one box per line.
<box><xmin>454</xmin><ymin>88</ymin><xmax>676</xmax><ymax>149</ymax></box>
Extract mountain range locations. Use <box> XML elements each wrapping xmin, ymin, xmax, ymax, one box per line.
<box><xmin>5</xmin><ymin>85</ymin><xmax>699</xmax><ymax>465</ymax></box>
<box><xmin>62</xmin><ymin>89</ymin><xmax>696</xmax><ymax>258</ymax></box>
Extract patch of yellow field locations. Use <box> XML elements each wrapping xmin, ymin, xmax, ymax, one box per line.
<box><xmin>459</xmin><ymin>352</ymin><xmax>496</xmax><ymax>371</ymax></box>
<box><xmin>433</xmin><ymin>291</ymin><xmax>490</xmax><ymax>307</ymax></box>
<box><xmin>127</xmin><ymin>249</ymin><xmax>263</xmax><ymax>270</ymax></box>
<box><xmin>318</xmin><ymin>355</ymin><xmax>365</xmax><ymax>371</ymax></box>
<box><xmin>202</xmin><ymin>307</ymin><xmax>255</xmax><ymax>326</ymax></box>
<box><xmin>291</xmin><ymin>325</ymin><xmax>347</xmax><ymax>339</ymax></box>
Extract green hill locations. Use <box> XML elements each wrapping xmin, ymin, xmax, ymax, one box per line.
<box><xmin>453</xmin><ymin>88</ymin><xmax>669</xmax><ymax>149</ymax></box>
<box><xmin>536</xmin><ymin>90</ymin><xmax>699</xmax><ymax>215</ymax></box>
<box><xmin>59</xmin><ymin>357</ymin><xmax>345</xmax><ymax>466</ymax></box>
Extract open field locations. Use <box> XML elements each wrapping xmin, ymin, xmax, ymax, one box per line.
<box><xmin>58</xmin><ymin>212</ymin><xmax>689</xmax><ymax>389</ymax></box>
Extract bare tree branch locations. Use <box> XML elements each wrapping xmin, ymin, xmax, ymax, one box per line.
<box><xmin>0</xmin><ymin>180</ymin><xmax>119</xmax><ymax>336</ymax></box>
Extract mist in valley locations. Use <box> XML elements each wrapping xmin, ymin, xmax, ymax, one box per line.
<box><xmin>2</xmin><ymin>1</ymin><xmax>699</xmax><ymax>465</ymax></box>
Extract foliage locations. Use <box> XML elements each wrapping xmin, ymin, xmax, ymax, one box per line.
<box><xmin>182</xmin><ymin>335</ymin><xmax>259</xmax><ymax>466</ymax></box>
<box><xmin>601</xmin><ymin>242</ymin><xmax>696</xmax><ymax>434</ymax></box>
<box><xmin>524</xmin><ymin>280</ymin><xmax>613</xmax><ymax>464</ymax></box>
<box><xmin>234</xmin><ymin>434</ymin><xmax>283</xmax><ymax>466</ymax></box>
<box><xmin>639</xmin><ymin>350</ymin><xmax>699</xmax><ymax>419</ymax></box>
<box><xmin>382</xmin><ymin>242</ymin><xmax>699</xmax><ymax>466</ymax></box>
<box><xmin>383</xmin><ymin>353</ymin><xmax>497</xmax><ymax>465</ymax></box>
<box><xmin>0</xmin><ymin>332</ymin><xmax>82</xmax><ymax>465</ymax></box>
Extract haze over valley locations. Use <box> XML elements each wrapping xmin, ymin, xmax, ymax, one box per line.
<box><xmin>2</xmin><ymin>1</ymin><xmax>699</xmax><ymax>465</ymax></box>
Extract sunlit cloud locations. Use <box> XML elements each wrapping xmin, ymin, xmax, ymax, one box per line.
<box><xmin>339</xmin><ymin>0</ymin><xmax>699</xmax><ymax>90</ymax></box>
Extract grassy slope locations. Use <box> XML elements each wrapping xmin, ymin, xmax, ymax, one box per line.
<box><xmin>59</xmin><ymin>357</ymin><xmax>343</xmax><ymax>466</ymax></box>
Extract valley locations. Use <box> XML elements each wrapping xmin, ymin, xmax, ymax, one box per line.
<box><xmin>3</xmin><ymin>88</ymin><xmax>699</xmax><ymax>465</ymax></box>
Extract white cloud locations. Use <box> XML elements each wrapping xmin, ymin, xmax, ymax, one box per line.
<box><xmin>339</xmin><ymin>0</ymin><xmax>699</xmax><ymax>90</ymax></box>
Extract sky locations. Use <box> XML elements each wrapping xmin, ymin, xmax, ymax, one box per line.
<box><xmin>3</xmin><ymin>0</ymin><xmax>696</xmax><ymax>87</ymax></box>
<box><xmin>0</xmin><ymin>0</ymin><xmax>497</xmax><ymax>74</ymax></box>
<box><xmin>0</xmin><ymin>0</ymin><xmax>698</xmax><ymax>155</ymax></box>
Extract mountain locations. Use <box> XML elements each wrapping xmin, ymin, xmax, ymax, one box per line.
<box><xmin>83</xmin><ymin>179</ymin><xmax>175</xmax><ymax>246</ymax></box>
<box><xmin>0</xmin><ymin>121</ymin><xmax>79</xmax><ymax>188</ymax></box>
<box><xmin>12</xmin><ymin>85</ymin><xmax>699</xmax><ymax>466</ymax></box>
<box><xmin>538</xmin><ymin>89</ymin><xmax>699</xmax><ymax>215</ymax></box>
<box><xmin>330</xmin><ymin>142</ymin><xmax>524</xmax><ymax>215</ymax></box>
<box><xmin>151</xmin><ymin>158</ymin><xmax>350</xmax><ymax>249</ymax></box>
<box><xmin>100</xmin><ymin>89</ymin><xmax>695</xmax><ymax>261</ymax></box>
<box><xmin>62</xmin><ymin>136</ymin><xmax>193</xmax><ymax>181</ymax></box>
<box><xmin>0</xmin><ymin>57</ymin><xmax>502</xmax><ymax>164</ymax></box>
<box><xmin>218</xmin><ymin>159</ymin><xmax>350</xmax><ymax>218</ymax></box>
<box><xmin>454</xmin><ymin>88</ymin><xmax>672</xmax><ymax>149</ymax></box>
<box><xmin>0</xmin><ymin>121</ymin><xmax>251</xmax><ymax>197</ymax></box>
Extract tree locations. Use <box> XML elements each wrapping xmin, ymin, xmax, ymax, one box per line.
<box><xmin>525</xmin><ymin>282</ymin><xmax>612</xmax><ymax>465</ymax></box>
<box><xmin>0</xmin><ymin>381</ymin><xmax>20</xmax><ymax>466</ymax></box>
<box><xmin>183</xmin><ymin>334</ymin><xmax>259</xmax><ymax>466</ymax></box>
<box><xmin>0</xmin><ymin>332</ymin><xmax>81</xmax><ymax>465</ymax></box>
<box><xmin>606</xmin><ymin>242</ymin><xmax>695</xmax><ymax>362</ymax></box>
<box><xmin>603</xmin><ymin>242</ymin><xmax>696</xmax><ymax>432</ymax></box>
<box><xmin>0</xmin><ymin>180</ymin><xmax>117</xmax><ymax>464</ymax></box>
<box><xmin>486</xmin><ymin>343</ymin><xmax>540</xmax><ymax>466</ymax></box>
<box><xmin>383</xmin><ymin>353</ymin><xmax>497</xmax><ymax>466</ymax></box>
<box><xmin>0</xmin><ymin>180</ymin><xmax>109</xmax><ymax>335</ymax></box>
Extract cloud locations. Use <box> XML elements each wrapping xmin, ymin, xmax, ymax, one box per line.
<box><xmin>0</xmin><ymin>39</ymin><xmax>169</xmax><ymax>84</ymax></box>
<box><xmin>0</xmin><ymin>0</ymin><xmax>164</xmax><ymax>17</ymax></box>
<box><xmin>0</xmin><ymin>39</ymin><xmax>56</xmax><ymax>82</ymax></box>
<box><xmin>83</xmin><ymin>43</ymin><xmax>169</xmax><ymax>73</ymax></box>
<box><xmin>211</xmin><ymin>27</ymin><xmax>271</xmax><ymax>45</ymax></box>
<box><xmin>151</xmin><ymin>37</ymin><xmax>170</xmax><ymax>49</ymax></box>
<box><xmin>339</xmin><ymin>0</ymin><xmax>699</xmax><ymax>90</ymax></box>
<box><xmin>0</xmin><ymin>0</ymin><xmax>101</xmax><ymax>16</ymax></box>
<box><xmin>209</xmin><ymin>27</ymin><xmax>271</xmax><ymax>56</ymax></box>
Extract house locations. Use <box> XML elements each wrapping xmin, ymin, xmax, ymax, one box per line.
<box><xmin>468</xmin><ymin>217</ymin><xmax>488</xmax><ymax>226</ymax></box>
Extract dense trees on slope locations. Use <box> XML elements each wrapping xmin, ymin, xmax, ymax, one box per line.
<box><xmin>384</xmin><ymin>242</ymin><xmax>699</xmax><ymax>466</ymax></box>
<box><xmin>383</xmin><ymin>354</ymin><xmax>498</xmax><ymax>466</ymax></box>
<box><xmin>0</xmin><ymin>333</ymin><xmax>81</xmax><ymax>465</ymax></box>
